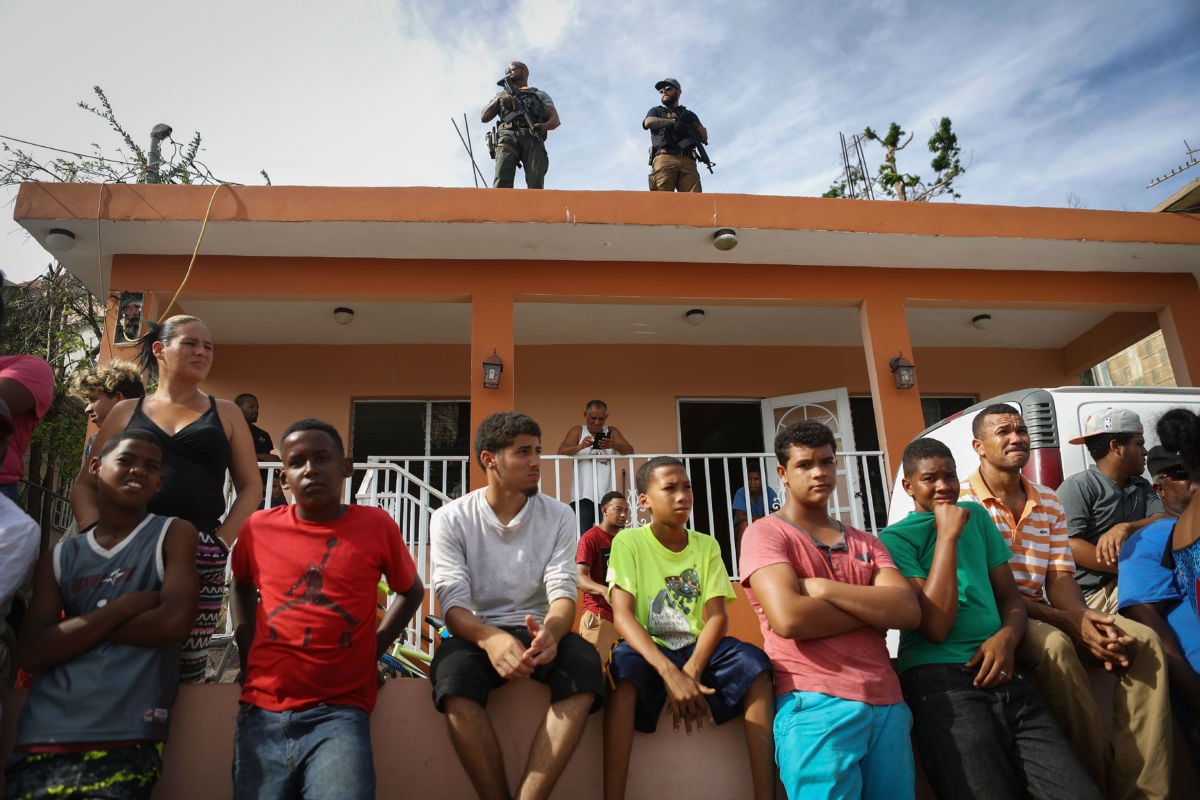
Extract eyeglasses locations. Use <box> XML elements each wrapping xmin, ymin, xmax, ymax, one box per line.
<box><xmin>506</xmin><ymin>65</ymin><xmax>523</xmax><ymax>74</ymax></box>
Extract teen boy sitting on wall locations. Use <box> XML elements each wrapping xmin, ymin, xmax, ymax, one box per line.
<box><xmin>739</xmin><ymin>420</ymin><xmax>921</xmax><ymax>800</ymax></box>
<box><xmin>576</xmin><ymin>490</ymin><xmax>631</xmax><ymax>671</ymax></box>
<box><xmin>7</xmin><ymin>430</ymin><xmax>198</xmax><ymax>800</ymax></box>
<box><xmin>604</xmin><ymin>456</ymin><xmax>775</xmax><ymax>800</ymax></box>
<box><xmin>880</xmin><ymin>437</ymin><xmax>1098</xmax><ymax>799</ymax></box>
<box><xmin>429</xmin><ymin>411</ymin><xmax>604</xmax><ymax>800</ymax></box>
<box><xmin>231</xmin><ymin>419</ymin><xmax>424</xmax><ymax>800</ymax></box>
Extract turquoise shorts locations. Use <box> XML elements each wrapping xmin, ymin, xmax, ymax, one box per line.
<box><xmin>774</xmin><ymin>690</ymin><xmax>915</xmax><ymax>800</ymax></box>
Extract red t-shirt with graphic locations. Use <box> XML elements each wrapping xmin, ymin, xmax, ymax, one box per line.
<box><xmin>232</xmin><ymin>504</ymin><xmax>417</xmax><ymax>712</ymax></box>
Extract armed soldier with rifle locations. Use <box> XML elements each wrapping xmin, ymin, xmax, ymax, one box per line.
<box><xmin>643</xmin><ymin>78</ymin><xmax>712</xmax><ymax>192</ymax></box>
<box><xmin>481</xmin><ymin>61</ymin><xmax>560</xmax><ymax>189</ymax></box>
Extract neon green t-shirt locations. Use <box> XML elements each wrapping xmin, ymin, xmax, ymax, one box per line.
<box><xmin>606</xmin><ymin>525</ymin><xmax>735</xmax><ymax>651</ymax></box>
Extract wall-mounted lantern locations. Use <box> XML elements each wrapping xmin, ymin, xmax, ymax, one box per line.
<box><xmin>889</xmin><ymin>352</ymin><xmax>916</xmax><ymax>390</ymax></box>
<box><xmin>482</xmin><ymin>349</ymin><xmax>504</xmax><ymax>390</ymax></box>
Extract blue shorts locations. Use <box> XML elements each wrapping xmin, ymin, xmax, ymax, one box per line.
<box><xmin>609</xmin><ymin>636</ymin><xmax>771</xmax><ymax>733</ymax></box>
<box><xmin>773</xmin><ymin>691</ymin><xmax>914</xmax><ymax>800</ymax></box>
<box><xmin>430</xmin><ymin>628</ymin><xmax>605</xmax><ymax>714</ymax></box>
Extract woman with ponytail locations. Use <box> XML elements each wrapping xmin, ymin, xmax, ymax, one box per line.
<box><xmin>70</xmin><ymin>315</ymin><xmax>261</xmax><ymax>682</ymax></box>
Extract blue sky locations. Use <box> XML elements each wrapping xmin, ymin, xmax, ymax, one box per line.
<box><xmin>2</xmin><ymin>0</ymin><xmax>1197</xmax><ymax>281</ymax></box>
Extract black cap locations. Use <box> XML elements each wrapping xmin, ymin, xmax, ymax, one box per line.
<box><xmin>1147</xmin><ymin>445</ymin><xmax>1183</xmax><ymax>477</ymax></box>
<box><xmin>654</xmin><ymin>78</ymin><xmax>681</xmax><ymax>91</ymax></box>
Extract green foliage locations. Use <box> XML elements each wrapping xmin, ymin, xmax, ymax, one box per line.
<box><xmin>1</xmin><ymin>265</ymin><xmax>103</xmax><ymax>537</ymax></box>
<box><xmin>829</xmin><ymin>117</ymin><xmax>965</xmax><ymax>202</ymax></box>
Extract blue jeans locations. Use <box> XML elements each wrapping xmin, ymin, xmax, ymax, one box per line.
<box><xmin>900</xmin><ymin>664</ymin><xmax>1101</xmax><ymax>800</ymax></box>
<box><xmin>233</xmin><ymin>703</ymin><xmax>374</xmax><ymax>800</ymax></box>
<box><xmin>773</xmin><ymin>690</ymin><xmax>914</xmax><ymax>800</ymax></box>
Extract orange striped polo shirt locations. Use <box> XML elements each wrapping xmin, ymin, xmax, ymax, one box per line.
<box><xmin>960</xmin><ymin>469</ymin><xmax>1076</xmax><ymax>600</ymax></box>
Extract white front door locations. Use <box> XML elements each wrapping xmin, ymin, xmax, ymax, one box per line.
<box><xmin>761</xmin><ymin>388</ymin><xmax>863</xmax><ymax>528</ymax></box>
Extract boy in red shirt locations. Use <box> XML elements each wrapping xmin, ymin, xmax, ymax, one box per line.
<box><xmin>231</xmin><ymin>419</ymin><xmax>424</xmax><ymax>799</ymax></box>
<box><xmin>576</xmin><ymin>490</ymin><xmax>630</xmax><ymax>670</ymax></box>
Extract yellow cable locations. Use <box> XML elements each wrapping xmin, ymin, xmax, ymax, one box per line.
<box><xmin>156</xmin><ymin>182</ymin><xmax>227</xmax><ymax>322</ymax></box>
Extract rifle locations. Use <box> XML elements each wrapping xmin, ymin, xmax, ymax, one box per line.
<box><xmin>496</xmin><ymin>75</ymin><xmax>546</xmax><ymax>141</ymax></box>
<box><xmin>673</xmin><ymin>108</ymin><xmax>714</xmax><ymax>173</ymax></box>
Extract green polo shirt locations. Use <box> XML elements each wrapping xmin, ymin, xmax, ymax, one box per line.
<box><xmin>880</xmin><ymin>502</ymin><xmax>1013</xmax><ymax>673</ymax></box>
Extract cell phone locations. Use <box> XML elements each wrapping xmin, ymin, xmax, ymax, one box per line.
<box><xmin>593</xmin><ymin>428</ymin><xmax>609</xmax><ymax>449</ymax></box>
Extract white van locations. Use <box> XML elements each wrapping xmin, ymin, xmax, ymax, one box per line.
<box><xmin>886</xmin><ymin>386</ymin><xmax>1200</xmax><ymax>524</ymax></box>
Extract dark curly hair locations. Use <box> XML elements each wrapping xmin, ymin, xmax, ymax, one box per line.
<box><xmin>1157</xmin><ymin>408</ymin><xmax>1200</xmax><ymax>481</ymax></box>
<box><xmin>474</xmin><ymin>411</ymin><xmax>541</xmax><ymax>469</ymax></box>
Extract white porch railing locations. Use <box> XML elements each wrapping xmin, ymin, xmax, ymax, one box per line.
<box><xmin>227</xmin><ymin>451</ymin><xmax>888</xmax><ymax>662</ymax></box>
<box><xmin>345</xmin><ymin>450</ymin><xmax>889</xmax><ymax>581</ymax></box>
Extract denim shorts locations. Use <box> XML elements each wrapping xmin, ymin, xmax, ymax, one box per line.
<box><xmin>233</xmin><ymin>703</ymin><xmax>374</xmax><ymax>800</ymax></box>
<box><xmin>609</xmin><ymin>636</ymin><xmax>771</xmax><ymax>733</ymax></box>
<box><xmin>5</xmin><ymin>744</ymin><xmax>162</xmax><ymax>800</ymax></box>
<box><xmin>429</xmin><ymin>628</ymin><xmax>605</xmax><ymax>714</ymax></box>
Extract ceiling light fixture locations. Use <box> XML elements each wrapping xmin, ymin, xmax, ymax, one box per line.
<box><xmin>46</xmin><ymin>228</ymin><xmax>77</xmax><ymax>252</ymax></box>
<box><xmin>333</xmin><ymin>307</ymin><xmax>355</xmax><ymax>325</ymax></box>
<box><xmin>712</xmin><ymin>228</ymin><xmax>738</xmax><ymax>251</ymax></box>
<box><xmin>685</xmin><ymin>308</ymin><xmax>706</xmax><ymax>326</ymax></box>
<box><xmin>971</xmin><ymin>314</ymin><xmax>993</xmax><ymax>331</ymax></box>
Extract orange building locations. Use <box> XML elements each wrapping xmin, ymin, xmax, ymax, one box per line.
<box><xmin>11</xmin><ymin>183</ymin><xmax>1200</xmax><ymax>798</ymax></box>
<box><xmin>16</xmin><ymin>183</ymin><xmax>1200</xmax><ymax>478</ymax></box>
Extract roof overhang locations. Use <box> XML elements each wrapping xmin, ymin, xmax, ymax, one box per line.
<box><xmin>15</xmin><ymin>183</ymin><xmax>1200</xmax><ymax>299</ymax></box>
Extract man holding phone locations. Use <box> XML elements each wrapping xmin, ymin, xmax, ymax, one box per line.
<box><xmin>558</xmin><ymin>400</ymin><xmax>635</xmax><ymax>533</ymax></box>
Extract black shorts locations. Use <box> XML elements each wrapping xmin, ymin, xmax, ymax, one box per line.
<box><xmin>430</xmin><ymin>627</ymin><xmax>605</xmax><ymax>714</ymax></box>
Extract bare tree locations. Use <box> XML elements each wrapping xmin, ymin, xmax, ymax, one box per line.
<box><xmin>1</xmin><ymin>86</ymin><xmax>270</xmax><ymax>186</ymax></box>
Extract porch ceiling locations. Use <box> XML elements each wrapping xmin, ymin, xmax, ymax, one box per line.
<box><xmin>180</xmin><ymin>299</ymin><xmax>1109</xmax><ymax>349</ymax></box>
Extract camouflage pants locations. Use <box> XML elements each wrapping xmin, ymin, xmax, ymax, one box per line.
<box><xmin>494</xmin><ymin>128</ymin><xmax>549</xmax><ymax>189</ymax></box>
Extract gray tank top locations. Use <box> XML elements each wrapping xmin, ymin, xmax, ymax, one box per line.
<box><xmin>17</xmin><ymin>514</ymin><xmax>180</xmax><ymax>746</ymax></box>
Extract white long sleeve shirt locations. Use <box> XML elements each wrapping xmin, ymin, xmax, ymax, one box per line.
<box><xmin>431</xmin><ymin>488</ymin><xmax>577</xmax><ymax>629</ymax></box>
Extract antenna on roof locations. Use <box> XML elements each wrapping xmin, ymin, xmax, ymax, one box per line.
<box><xmin>1147</xmin><ymin>139</ymin><xmax>1199</xmax><ymax>188</ymax></box>
<box><xmin>838</xmin><ymin>131</ymin><xmax>875</xmax><ymax>200</ymax></box>
<box><xmin>451</xmin><ymin>115</ymin><xmax>488</xmax><ymax>188</ymax></box>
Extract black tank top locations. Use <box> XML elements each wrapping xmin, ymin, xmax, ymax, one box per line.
<box><xmin>126</xmin><ymin>395</ymin><xmax>231</xmax><ymax>532</ymax></box>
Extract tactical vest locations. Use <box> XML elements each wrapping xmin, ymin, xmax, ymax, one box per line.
<box><xmin>649</xmin><ymin>105</ymin><xmax>696</xmax><ymax>154</ymax></box>
<box><xmin>502</xmin><ymin>87</ymin><xmax>551</xmax><ymax>125</ymax></box>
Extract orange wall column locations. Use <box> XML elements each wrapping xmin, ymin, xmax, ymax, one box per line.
<box><xmin>1159</xmin><ymin>295</ymin><xmax>1200</xmax><ymax>386</ymax></box>
<box><xmin>469</xmin><ymin>290</ymin><xmax>516</xmax><ymax>487</ymax></box>
<box><xmin>859</xmin><ymin>295</ymin><xmax>925</xmax><ymax>477</ymax></box>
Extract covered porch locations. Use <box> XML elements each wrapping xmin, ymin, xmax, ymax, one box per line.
<box><xmin>14</xmin><ymin>183</ymin><xmax>1200</xmax><ymax>498</ymax></box>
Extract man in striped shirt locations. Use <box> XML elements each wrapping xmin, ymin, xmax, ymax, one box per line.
<box><xmin>960</xmin><ymin>404</ymin><xmax>1172</xmax><ymax>800</ymax></box>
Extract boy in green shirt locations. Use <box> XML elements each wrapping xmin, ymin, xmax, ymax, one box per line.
<box><xmin>880</xmin><ymin>438</ymin><xmax>1099</xmax><ymax>799</ymax></box>
<box><xmin>603</xmin><ymin>456</ymin><xmax>774</xmax><ymax>800</ymax></box>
